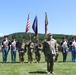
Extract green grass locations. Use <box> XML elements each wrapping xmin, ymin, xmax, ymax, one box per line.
<box><xmin>0</xmin><ymin>51</ymin><xmax>76</xmax><ymax>75</ymax></box>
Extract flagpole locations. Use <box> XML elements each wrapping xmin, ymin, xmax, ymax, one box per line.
<box><xmin>29</xmin><ymin>12</ymin><xmax>31</xmax><ymax>40</ymax></box>
<box><xmin>36</xmin><ymin>14</ymin><xmax>38</xmax><ymax>40</ymax></box>
<box><xmin>29</xmin><ymin>24</ymin><xmax>31</xmax><ymax>40</ymax></box>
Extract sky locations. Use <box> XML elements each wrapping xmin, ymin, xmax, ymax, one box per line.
<box><xmin>0</xmin><ymin>0</ymin><xmax>76</xmax><ymax>36</ymax></box>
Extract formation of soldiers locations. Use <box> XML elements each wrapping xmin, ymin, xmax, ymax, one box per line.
<box><xmin>0</xmin><ymin>33</ymin><xmax>59</xmax><ymax>74</ymax></box>
<box><xmin>0</xmin><ymin>36</ymin><xmax>43</xmax><ymax>63</ymax></box>
<box><xmin>60</xmin><ymin>36</ymin><xmax>76</xmax><ymax>62</ymax></box>
<box><xmin>1</xmin><ymin>33</ymin><xmax>76</xmax><ymax>74</ymax></box>
<box><xmin>0</xmin><ymin>35</ymin><xmax>59</xmax><ymax>64</ymax></box>
<box><xmin>1</xmin><ymin>35</ymin><xmax>76</xmax><ymax>63</ymax></box>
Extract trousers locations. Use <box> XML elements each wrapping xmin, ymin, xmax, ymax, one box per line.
<box><xmin>2</xmin><ymin>47</ymin><xmax>8</xmax><ymax>63</ymax></box>
<box><xmin>72</xmin><ymin>48</ymin><xmax>76</xmax><ymax>62</ymax></box>
<box><xmin>62</xmin><ymin>48</ymin><xmax>68</xmax><ymax>62</ymax></box>
<box><xmin>11</xmin><ymin>48</ymin><xmax>17</xmax><ymax>62</ymax></box>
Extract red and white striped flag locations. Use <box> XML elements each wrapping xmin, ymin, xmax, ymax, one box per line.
<box><xmin>25</xmin><ymin>13</ymin><xmax>30</xmax><ymax>33</ymax></box>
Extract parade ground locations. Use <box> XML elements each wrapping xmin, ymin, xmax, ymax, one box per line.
<box><xmin>0</xmin><ymin>52</ymin><xmax>76</xmax><ymax>75</ymax></box>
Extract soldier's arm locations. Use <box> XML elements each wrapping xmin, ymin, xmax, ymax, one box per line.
<box><xmin>30</xmin><ymin>42</ymin><xmax>34</xmax><ymax>48</ymax></box>
<box><xmin>32</xmin><ymin>43</ymin><xmax>34</xmax><ymax>48</ymax></box>
<box><xmin>1</xmin><ymin>41</ymin><xmax>3</xmax><ymax>48</ymax></box>
<box><xmin>9</xmin><ymin>40</ymin><xmax>11</xmax><ymax>50</ymax></box>
<box><xmin>40</xmin><ymin>44</ymin><xmax>43</xmax><ymax>51</ymax></box>
<box><xmin>42</xmin><ymin>42</ymin><xmax>46</xmax><ymax>52</ymax></box>
<box><xmin>38</xmin><ymin>43</ymin><xmax>43</xmax><ymax>50</ymax></box>
<box><xmin>55</xmin><ymin>41</ymin><xmax>58</xmax><ymax>52</ymax></box>
<box><xmin>24</xmin><ymin>44</ymin><xmax>27</xmax><ymax>53</ymax></box>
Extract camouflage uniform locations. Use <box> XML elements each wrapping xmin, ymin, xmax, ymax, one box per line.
<box><xmin>43</xmin><ymin>33</ymin><xmax>58</xmax><ymax>74</ymax></box>
<box><xmin>54</xmin><ymin>43</ymin><xmax>59</xmax><ymax>62</ymax></box>
<box><xmin>18</xmin><ymin>40</ymin><xmax>26</xmax><ymax>63</ymax></box>
<box><xmin>34</xmin><ymin>40</ymin><xmax>43</xmax><ymax>63</ymax></box>
<box><xmin>27</xmin><ymin>40</ymin><xmax>34</xmax><ymax>63</ymax></box>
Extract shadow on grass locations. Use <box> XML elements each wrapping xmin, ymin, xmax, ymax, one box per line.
<box><xmin>29</xmin><ymin>71</ymin><xmax>47</xmax><ymax>74</ymax></box>
<box><xmin>58</xmin><ymin>60</ymin><xmax>72</xmax><ymax>63</ymax></box>
<box><xmin>0</xmin><ymin>61</ymin><xmax>46</xmax><ymax>64</ymax></box>
<box><xmin>0</xmin><ymin>62</ymin><xmax>28</xmax><ymax>63</ymax></box>
<box><xmin>0</xmin><ymin>62</ymin><xmax>20</xmax><ymax>63</ymax></box>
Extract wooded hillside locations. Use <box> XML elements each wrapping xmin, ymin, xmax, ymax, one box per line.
<box><xmin>0</xmin><ymin>32</ymin><xmax>75</xmax><ymax>44</ymax></box>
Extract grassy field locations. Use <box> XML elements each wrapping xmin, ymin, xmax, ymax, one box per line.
<box><xmin>0</xmin><ymin>51</ymin><xmax>76</xmax><ymax>75</ymax></box>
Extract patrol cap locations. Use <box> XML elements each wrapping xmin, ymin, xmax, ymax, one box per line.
<box><xmin>48</xmin><ymin>33</ymin><xmax>52</xmax><ymax>36</ymax></box>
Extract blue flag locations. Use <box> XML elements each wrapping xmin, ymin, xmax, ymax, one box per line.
<box><xmin>32</xmin><ymin>16</ymin><xmax>38</xmax><ymax>36</ymax></box>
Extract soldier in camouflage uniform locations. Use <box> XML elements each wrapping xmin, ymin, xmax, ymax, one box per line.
<box><xmin>18</xmin><ymin>40</ymin><xmax>26</xmax><ymax>63</ymax></box>
<box><xmin>27</xmin><ymin>39</ymin><xmax>34</xmax><ymax>63</ymax></box>
<box><xmin>34</xmin><ymin>39</ymin><xmax>43</xmax><ymax>63</ymax></box>
<box><xmin>43</xmin><ymin>33</ymin><xmax>58</xmax><ymax>74</ymax></box>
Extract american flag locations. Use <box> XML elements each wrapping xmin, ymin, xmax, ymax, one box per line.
<box><xmin>25</xmin><ymin>13</ymin><xmax>30</xmax><ymax>33</ymax></box>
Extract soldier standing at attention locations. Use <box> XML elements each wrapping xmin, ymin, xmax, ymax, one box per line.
<box><xmin>61</xmin><ymin>37</ymin><xmax>69</xmax><ymax>62</ymax></box>
<box><xmin>10</xmin><ymin>37</ymin><xmax>17</xmax><ymax>63</ymax></box>
<box><xmin>34</xmin><ymin>39</ymin><xmax>43</xmax><ymax>63</ymax></box>
<box><xmin>18</xmin><ymin>40</ymin><xmax>26</xmax><ymax>63</ymax></box>
<box><xmin>1</xmin><ymin>36</ymin><xmax>10</xmax><ymax>63</ymax></box>
<box><xmin>27</xmin><ymin>39</ymin><xmax>34</xmax><ymax>63</ymax></box>
<box><xmin>54</xmin><ymin>43</ymin><xmax>59</xmax><ymax>62</ymax></box>
<box><xmin>43</xmin><ymin>33</ymin><xmax>58</xmax><ymax>74</ymax></box>
<box><xmin>71</xmin><ymin>37</ymin><xmax>76</xmax><ymax>62</ymax></box>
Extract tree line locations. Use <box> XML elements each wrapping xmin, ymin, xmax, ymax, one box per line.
<box><xmin>0</xmin><ymin>32</ymin><xmax>76</xmax><ymax>44</ymax></box>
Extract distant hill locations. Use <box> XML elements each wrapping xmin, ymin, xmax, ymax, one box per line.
<box><xmin>0</xmin><ymin>32</ymin><xmax>75</xmax><ymax>44</ymax></box>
